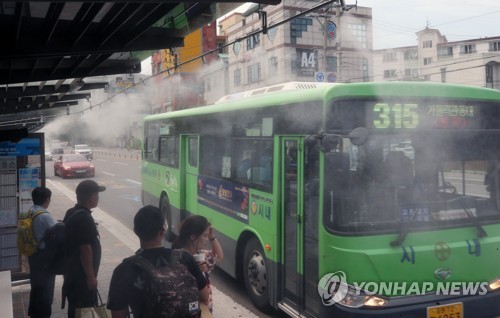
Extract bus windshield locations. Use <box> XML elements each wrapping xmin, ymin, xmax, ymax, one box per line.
<box><xmin>324</xmin><ymin>98</ymin><xmax>500</xmax><ymax>234</ymax></box>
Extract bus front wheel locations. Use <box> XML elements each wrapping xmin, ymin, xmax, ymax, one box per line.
<box><xmin>160</xmin><ymin>195</ymin><xmax>176</xmax><ymax>242</ymax></box>
<box><xmin>243</xmin><ymin>237</ymin><xmax>273</xmax><ymax>313</ymax></box>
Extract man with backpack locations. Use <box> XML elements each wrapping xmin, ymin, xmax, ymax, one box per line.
<box><xmin>26</xmin><ymin>187</ymin><xmax>56</xmax><ymax>318</ymax></box>
<box><xmin>107</xmin><ymin>205</ymin><xmax>209</xmax><ymax>318</ymax></box>
<box><xmin>62</xmin><ymin>180</ymin><xmax>106</xmax><ymax>318</ymax></box>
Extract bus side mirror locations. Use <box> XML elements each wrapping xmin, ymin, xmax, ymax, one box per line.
<box><xmin>349</xmin><ymin>127</ymin><xmax>369</xmax><ymax>146</ymax></box>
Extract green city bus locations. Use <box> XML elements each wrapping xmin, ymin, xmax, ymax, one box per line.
<box><xmin>141</xmin><ymin>81</ymin><xmax>500</xmax><ymax>317</ymax></box>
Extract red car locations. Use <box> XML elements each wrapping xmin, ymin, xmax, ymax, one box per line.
<box><xmin>54</xmin><ymin>154</ymin><xmax>95</xmax><ymax>178</ymax></box>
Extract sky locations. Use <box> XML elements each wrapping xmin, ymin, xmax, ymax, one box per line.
<box><xmin>358</xmin><ymin>0</ymin><xmax>500</xmax><ymax>49</ymax></box>
<box><xmin>141</xmin><ymin>0</ymin><xmax>500</xmax><ymax>74</ymax></box>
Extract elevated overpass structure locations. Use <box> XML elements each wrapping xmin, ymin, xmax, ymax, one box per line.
<box><xmin>0</xmin><ymin>0</ymin><xmax>281</xmax><ymax>132</ymax></box>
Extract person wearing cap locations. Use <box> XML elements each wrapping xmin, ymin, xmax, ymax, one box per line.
<box><xmin>107</xmin><ymin>205</ymin><xmax>209</xmax><ymax>318</ymax></box>
<box><xmin>62</xmin><ymin>179</ymin><xmax>106</xmax><ymax>318</ymax></box>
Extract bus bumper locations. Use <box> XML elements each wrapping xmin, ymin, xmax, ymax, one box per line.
<box><xmin>319</xmin><ymin>290</ymin><xmax>500</xmax><ymax>317</ymax></box>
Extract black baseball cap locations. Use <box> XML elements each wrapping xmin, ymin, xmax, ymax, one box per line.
<box><xmin>134</xmin><ymin>205</ymin><xmax>164</xmax><ymax>240</ymax></box>
<box><xmin>76</xmin><ymin>180</ymin><xmax>106</xmax><ymax>196</ymax></box>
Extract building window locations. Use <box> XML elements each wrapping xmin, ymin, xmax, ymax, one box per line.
<box><xmin>489</xmin><ymin>42</ymin><xmax>500</xmax><ymax>52</ymax></box>
<box><xmin>326</xmin><ymin>56</ymin><xmax>337</xmax><ymax>72</ymax></box>
<box><xmin>423</xmin><ymin>57</ymin><xmax>432</xmax><ymax>65</ymax></box>
<box><xmin>440</xmin><ymin>68</ymin><xmax>446</xmax><ymax>83</ymax></box>
<box><xmin>383</xmin><ymin>52</ymin><xmax>396</xmax><ymax>62</ymax></box>
<box><xmin>206</xmin><ymin>79</ymin><xmax>211</xmax><ymax>92</ymax></box>
<box><xmin>383</xmin><ymin>69</ymin><xmax>397</xmax><ymax>78</ymax></box>
<box><xmin>404</xmin><ymin>50</ymin><xmax>418</xmax><ymax>60</ymax></box>
<box><xmin>404</xmin><ymin>68</ymin><xmax>418</xmax><ymax>78</ymax></box>
<box><xmin>423</xmin><ymin>40</ymin><xmax>432</xmax><ymax>48</ymax></box>
<box><xmin>486</xmin><ymin>64</ymin><xmax>493</xmax><ymax>84</ymax></box>
<box><xmin>437</xmin><ymin>46</ymin><xmax>453</xmax><ymax>57</ymax></box>
<box><xmin>269</xmin><ymin>56</ymin><xmax>278</xmax><ymax>77</ymax></box>
<box><xmin>217</xmin><ymin>42</ymin><xmax>224</xmax><ymax>54</ymax></box>
<box><xmin>290</xmin><ymin>17</ymin><xmax>312</xmax><ymax>43</ymax></box>
<box><xmin>247</xmin><ymin>34</ymin><xmax>260</xmax><ymax>50</ymax></box>
<box><xmin>247</xmin><ymin>63</ymin><xmax>261</xmax><ymax>83</ymax></box>
<box><xmin>348</xmin><ymin>23</ymin><xmax>367</xmax><ymax>48</ymax></box>
<box><xmin>234</xmin><ymin>69</ymin><xmax>241</xmax><ymax>86</ymax></box>
<box><xmin>460</xmin><ymin>44</ymin><xmax>476</xmax><ymax>54</ymax></box>
<box><xmin>362</xmin><ymin>58</ymin><xmax>369</xmax><ymax>81</ymax></box>
<box><xmin>424</xmin><ymin>75</ymin><xmax>431</xmax><ymax>80</ymax></box>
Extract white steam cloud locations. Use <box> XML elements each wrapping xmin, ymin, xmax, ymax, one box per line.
<box><xmin>40</xmin><ymin>77</ymin><xmax>158</xmax><ymax>147</ymax></box>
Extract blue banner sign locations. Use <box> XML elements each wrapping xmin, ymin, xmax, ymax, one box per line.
<box><xmin>0</xmin><ymin>138</ymin><xmax>40</xmax><ymax>156</ymax></box>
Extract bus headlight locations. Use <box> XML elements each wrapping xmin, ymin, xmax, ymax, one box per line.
<box><xmin>338</xmin><ymin>285</ymin><xmax>388</xmax><ymax>308</ymax></box>
<box><xmin>489</xmin><ymin>277</ymin><xmax>500</xmax><ymax>291</ymax></box>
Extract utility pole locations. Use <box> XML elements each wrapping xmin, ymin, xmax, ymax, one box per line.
<box><xmin>312</xmin><ymin>0</ymin><xmax>353</xmax><ymax>82</ymax></box>
<box><xmin>323</xmin><ymin>14</ymin><xmax>328</xmax><ymax>74</ymax></box>
<box><xmin>336</xmin><ymin>4</ymin><xmax>342</xmax><ymax>82</ymax></box>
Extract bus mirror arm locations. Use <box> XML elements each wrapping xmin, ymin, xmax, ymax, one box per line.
<box><xmin>306</xmin><ymin>133</ymin><xmax>342</xmax><ymax>152</ymax></box>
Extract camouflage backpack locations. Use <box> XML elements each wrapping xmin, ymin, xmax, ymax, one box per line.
<box><xmin>125</xmin><ymin>249</ymin><xmax>200</xmax><ymax>318</ymax></box>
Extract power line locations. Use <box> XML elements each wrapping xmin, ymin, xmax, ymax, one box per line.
<box><xmin>44</xmin><ymin>0</ymin><xmax>346</xmax><ymax>118</ymax></box>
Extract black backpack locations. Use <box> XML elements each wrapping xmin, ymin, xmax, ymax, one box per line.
<box><xmin>125</xmin><ymin>249</ymin><xmax>200</xmax><ymax>318</ymax></box>
<box><xmin>43</xmin><ymin>209</ymin><xmax>85</xmax><ymax>275</ymax></box>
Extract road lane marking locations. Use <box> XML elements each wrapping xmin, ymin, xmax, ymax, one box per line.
<box><xmin>102</xmin><ymin>172</ymin><xmax>115</xmax><ymax>176</ymax></box>
<box><xmin>114</xmin><ymin>162</ymin><xmax>128</xmax><ymax>165</ymax></box>
<box><xmin>119</xmin><ymin>194</ymin><xmax>141</xmax><ymax>202</ymax></box>
<box><xmin>125</xmin><ymin>179</ymin><xmax>141</xmax><ymax>185</ymax></box>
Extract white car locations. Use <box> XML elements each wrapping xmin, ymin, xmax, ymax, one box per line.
<box><xmin>72</xmin><ymin>144</ymin><xmax>93</xmax><ymax>160</ymax></box>
<box><xmin>45</xmin><ymin>151</ymin><xmax>53</xmax><ymax>161</ymax></box>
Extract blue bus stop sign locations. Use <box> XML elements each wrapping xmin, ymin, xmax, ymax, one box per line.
<box><xmin>316</xmin><ymin>72</ymin><xmax>325</xmax><ymax>82</ymax></box>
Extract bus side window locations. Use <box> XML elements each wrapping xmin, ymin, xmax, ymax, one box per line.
<box><xmin>236</xmin><ymin>149</ymin><xmax>253</xmax><ymax>179</ymax></box>
<box><xmin>146</xmin><ymin>136</ymin><xmax>159</xmax><ymax>162</ymax></box>
<box><xmin>485</xmin><ymin>159</ymin><xmax>500</xmax><ymax>209</ymax></box>
<box><xmin>256</xmin><ymin>146</ymin><xmax>273</xmax><ymax>184</ymax></box>
<box><xmin>233</xmin><ymin>139</ymin><xmax>273</xmax><ymax>186</ymax></box>
<box><xmin>159</xmin><ymin>136</ymin><xmax>177</xmax><ymax>166</ymax></box>
<box><xmin>200</xmin><ymin>135</ymin><xmax>231</xmax><ymax>178</ymax></box>
<box><xmin>188</xmin><ymin>137</ymin><xmax>198</xmax><ymax>167</ymax></box>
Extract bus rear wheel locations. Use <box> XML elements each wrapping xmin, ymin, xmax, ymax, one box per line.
<box><xmin>160</xmin><ymin>195</ymin><xmax>176</xmax><ymax>242</ymax></box>
<box><xmin>243</xmin><ymin>237</ymin><xmax>273</xmax><ymax>313</ymax></box>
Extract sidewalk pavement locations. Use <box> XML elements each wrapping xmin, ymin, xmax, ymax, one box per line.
<box><xmin>11</xmin><ymin>177</ymin><xmax>259</xmax><ymax>318</ymax></box>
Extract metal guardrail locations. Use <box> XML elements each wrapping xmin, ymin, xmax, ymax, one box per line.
<box><xmin>93</xmin><ymin>150</ymin><xmax>141</xmax><ymax>160</ymax></box>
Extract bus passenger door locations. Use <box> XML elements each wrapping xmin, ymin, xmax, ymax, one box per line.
<box><xmin>181</xmin><ymin>135</ymin><xmax>199</xmax><ymax>218</ymax></box>
<box><xmin>281</xmin><ymin>137</ymin><xmax>320</xmax><ymax>316</ymax></box>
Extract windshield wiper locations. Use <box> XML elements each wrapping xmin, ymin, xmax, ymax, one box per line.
<box><xmin>390</xmin><ymin>208</ymin><xmax>416</xmax><ymax>247</ymax></box>
<box><xmin>391</xmin><ymin>198</ymin><xmax>488</xmax><ymax>247</ymax></box>
<box><xmin>457</xmin><ymin>196</ymin><xmax>487</xmax><ymax>239</ymax></box>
